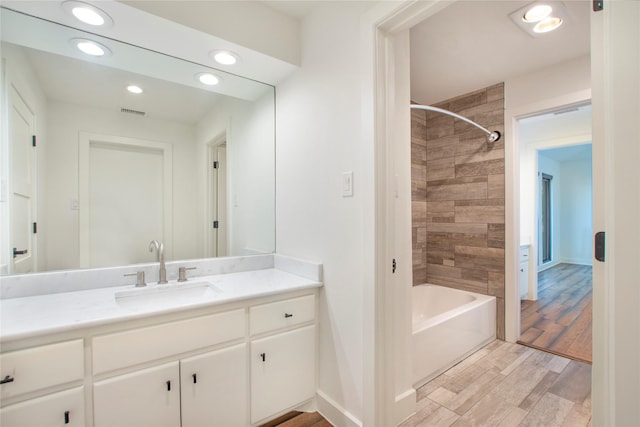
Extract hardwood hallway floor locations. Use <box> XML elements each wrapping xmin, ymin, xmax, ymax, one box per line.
<box><xmin>519</xmin><ymin>263</ymin><xmax>592</xmax><ymax>363</ymax></box>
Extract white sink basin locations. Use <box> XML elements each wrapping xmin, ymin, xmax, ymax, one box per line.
<box><xmin>115</xmin><ymin>281</ymin><xmax>221</xmax><ymax>310</ymax></box>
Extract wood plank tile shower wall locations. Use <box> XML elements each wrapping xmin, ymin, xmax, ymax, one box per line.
<box><xmin>411</xmin><ymin>83</ymin><xmax>506</xmax><ymax>339</ymax></box>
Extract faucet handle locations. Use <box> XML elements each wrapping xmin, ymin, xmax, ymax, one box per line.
<box><xmin>178</xmin><ymin>266</ymin><xmax>196</xmax><ymax>283</ymax></box>
<box><xmin>125</xmin><ymin>271</ymin><xmax>146</xmax><ymax>287</ymax></box>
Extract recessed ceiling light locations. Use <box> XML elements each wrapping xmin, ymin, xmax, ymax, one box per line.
<box><xmin>72</xmin><ymin>38</ymin><xmax>111</xmax><ymax>57</ymax></box>
<box><xmin>509</xmin><ymin>1</ymin><xmax>568</xmax><ymax>37</ymax></box>
<box><xmin>197</xmin><ymin>73</ymin><xmax>221</xmax><ymax>86</ymax></box>
<box><xmin>522</xmin><ymin>4</ymin><xmax>552</xmax><ymax>23</ymax></box>
<box><xmin>62</xmin><ymin>1</ymin><xmax>113</xmax><ymax>27</ymax></box>
<box><xmin>534</xmin><ymin>16</ymin><xmax>563</xmax><ymax>33</ymax></box>
<box><xmin>127</xmin><ymin>85</ymin><xmax>143</xmax><ymax>94</ymax></box>
<box><xmin>210</xmin><ymin>50</ymin><xmax>239</xmax><ymax>66</ymax></box>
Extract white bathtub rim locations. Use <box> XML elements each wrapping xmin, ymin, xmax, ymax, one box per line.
<box><xmin>412</xmin><ymin>284</ymin><xmax>496</xmax><ymax>334</ymax></box>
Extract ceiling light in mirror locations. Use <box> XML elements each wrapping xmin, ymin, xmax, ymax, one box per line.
<box><xmin>197</xmin><ymin>73</ymin><xmax>221</xmax><ymax>86</ymax></box>
<box><xmin>211</xmin><ymin>50</ymin><xmax>239</xmax><ymax>66</ymax></box>
<box><xmin>127</xmin><ymin>85</ymin><xmax>143</xmax><ymax>94</ymax></box>
<box><xmin>522</xmin><ymin>4</ymin><xmax>552</xmax><ymax>22</ymax></box>
<box><xmin>72</xmin><ymin>38</ymin><xmax>111</xmax><ymax>56</ymax></box>
<box><xmin>62</xmin><ymin>1</ymin><xmax>113</xmax><ymax>27</ymax></box>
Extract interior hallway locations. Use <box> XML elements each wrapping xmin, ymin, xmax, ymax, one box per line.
<box><xmin>519</xmin><ymin>264</ymin><xmax>592</xmax><ymax>363</ymax></box>
<box><xmin>401</xmin><ymin>340</ymin><xmax>591</xmax><ymax>426</ymax></box>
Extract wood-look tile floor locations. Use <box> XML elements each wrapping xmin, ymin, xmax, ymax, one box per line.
<box><xmin>400</xmin><ymin>340</ymin><xmax>591</xmax><ymax>427</ymax></box>
<box><xmin>519</xmin><ymin>263</ymin><xmax>592</xmax><ymax>363</ymax></box>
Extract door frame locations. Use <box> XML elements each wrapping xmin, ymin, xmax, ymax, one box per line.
<box><xmin>78</xmin><ymin>132</ymin><xmax>173</xmax><ymax>268</ymax></box>
<box><xmin>370</xmin><ymin>1</ymin><xmax>639</xmax><ymax>426</ymax></box>
<box><xmin>205</xmin><ymin>134</ymin><xmax>227</xmax><ymax>258</ymax></box>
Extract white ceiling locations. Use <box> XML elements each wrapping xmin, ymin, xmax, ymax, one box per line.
<box><xmin>410</xmin><ymin>0</ymin><xmax>591</xmax><ymax>105</ymax></box>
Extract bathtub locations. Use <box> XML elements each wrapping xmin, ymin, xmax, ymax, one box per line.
<box><xmin>412</xmin><ymin>284</ymin><xmax>496</xmax><ymax>387</ymax></box>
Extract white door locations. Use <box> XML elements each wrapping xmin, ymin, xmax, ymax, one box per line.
<box><xmin>7</xmin><ymin>85</ymin><xmax>36</xmax><ymax>274</ymax></box>
<box><xmin>250</xmin><ymin>326</ymin><xmax>316</xmax><ymax>424</ymax></box>
<box><xmin>590</xmin><ymin>1</ymin><xmax>640</xmax><ymax>425</ymax></box>
<box><xmin>93</xmin><ymin>362</ymin><xmax>180</xmax><ymax>427</ymax></box>
<box><xmin>180</xmin><ymin>344</ymin><xmax>247</xmax><ymax>427</ymax></box>
<box><xmin>78</xmin><ymin>133</ymin><xmax>173</xmax><ymax>268</ymax></box>
<box><xmin>207</xmin><ymin>143</ymin><xmax>227</xmax><ymax>257</ymax></box>
<box><xmin>0</xmin><ymin>387</ymin><xmax>84</xmax><ymax>427</ymax></box>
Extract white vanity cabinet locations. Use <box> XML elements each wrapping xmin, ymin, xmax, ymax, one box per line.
<box><xmin>0</xmin><ymin>340</ymin><xmax>85</xmax><ymax>427</ymax></box>
<box><xmin>180</xmin><ymin>344</ymin><xmax>247</xmax><ymax>427</ymax></box>
<box><xmin>249</xmin><ymin>295</ymin><xmax>317</xmax><ymax>424</ymax></box>
<box><xmin>519</xmin><ymin>245</ymin><xmax>530</xmax><ymax>299</ymax></box>
<box><xmin>1</xmin><ymin>387</ymin><xmax>85</xmax><ymax>427</ymax></box>
<box><xmin>94</xmin><ymin>362</ymin><xmax>180</xmax><ymax>427</ymax></box>
<box><xmin>93</xmin><ymin>344</ymin><xmax>248</xmax><ymax>427</ymax></box>
<box><xmin>92</xmin><ymin>309</ymin><xmax>247</xmax><ymax>427</ymax></box>
<box><xmin>1</xmin><ymin>286</ymin><xmax>319</xmax><ymax>427</ymax></box>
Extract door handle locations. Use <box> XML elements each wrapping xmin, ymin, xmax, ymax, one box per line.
<box><xmin>12</xmin><ymin>248</ymin><xmax>28</xmax><ymax>258</ymax></box>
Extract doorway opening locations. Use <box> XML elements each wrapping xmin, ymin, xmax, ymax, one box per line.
<box><xmin>205</xmin><ymin>137</ymin><xmax>228</xmax><ymax>258</ymax></box>
<box><xmin>517</xmin><ymin>104</ymin><xmax>593</xmax><ymax>363</ymax></box>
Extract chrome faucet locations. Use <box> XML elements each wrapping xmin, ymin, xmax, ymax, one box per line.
<box><xmin>148</xmin><ymin>240</ymin><xmax>167</xmax><ymax>284</ymax></box>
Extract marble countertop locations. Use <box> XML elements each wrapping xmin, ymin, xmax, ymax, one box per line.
<box><xmin>1</xmin><ymin>266</ymin><xmax>322</xmax><ymax>343</ymax></box>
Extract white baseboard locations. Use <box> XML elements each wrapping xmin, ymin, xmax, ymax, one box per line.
<box><xmin>394</xmin><ymin>388</ymin><xmax>417</xmax><ymax>426</ymax></box>
<box><xmin>316</xmin><ymin>388</ymin><xmax>416</xmax><ymax>427</ymax></box>
<box><xmin>316</xmin><ymin>390</ymin><xmax>362</xmax><ymax>427</ymax></box>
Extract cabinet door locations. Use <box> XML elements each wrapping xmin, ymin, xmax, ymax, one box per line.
<box><xmin>181</xmin><ymin>343</ymin><xmax>247</xmax><ymax>427</ymax></box>
<box><xmin>93</xmin><ymin>361</ymin><xmax>180</xmax><ymax>427</ymax></box>
<box><xmin>0</xmin><ymin>386</ymin><xmax>84</xmax><ymax>427</ymax></box>
<box><xmin>520</xmin><ymin>262</ymin><xmax>529</xmax><ymax>298</ymax></box>
<box><xmin>250</xmin><ymin>325</ymin><xmax>316</xmax><ymax>424</ymax></box>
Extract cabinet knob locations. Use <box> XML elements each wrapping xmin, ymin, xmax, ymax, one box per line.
<box><xmin>520</xmin><ymin>268</ymin><xmax>524</xmax><ymax>272</ymax></box>
<box><xmin>0</xmin><ymin>375</ymin><xmax>14</xmax><ymax>384</ymax></box>
<box><xmin>64</xmin><ymin>411</ymin><xmax>70</xmax><ymax>424</ymax></box>
<box><xmin>284</xmin><ymin>313</ymin><xmax>293</xmax><ymax>318</ymax></box>
<box><xmin>260</xmin><ymin>353</ymin><xmax>266</xmax><ymax>362</ymax></box>
<box><xmin>192</xmin><ymin>373</ymin><xmax>197</xmax><ymax>384</ymax></box>
<box><xmin>166</xmin><ymin>380</ymin><xmax>171</xmax><ymax>391</ymax></box>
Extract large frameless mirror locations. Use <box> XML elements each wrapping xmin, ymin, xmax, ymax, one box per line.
<box><xmin>0</xmin><ymin>7</ymin><xmax>275</xmax><ymax>275</ymax></box>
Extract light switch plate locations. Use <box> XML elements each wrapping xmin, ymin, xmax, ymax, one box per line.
<box><xmin>342</xmin><ymin>171</ymin><xmax>353</xmax><ymax>197</ymax></box>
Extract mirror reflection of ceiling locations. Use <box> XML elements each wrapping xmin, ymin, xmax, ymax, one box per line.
<box><xmin>20</xmin><ymin>47</ymin><xmax>222</xmax><ymax>125</ymax></box>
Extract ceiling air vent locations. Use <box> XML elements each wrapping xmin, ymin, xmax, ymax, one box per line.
<box><xmin>120</xmin><ymin>107</ymin><xmax>146</xmax><ymax>116</ymax></box>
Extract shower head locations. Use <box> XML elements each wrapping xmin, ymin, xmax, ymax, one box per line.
<box><xmin>410</xmin><ymin>104</ymin><xmax>501</xmax><ymax>143</ymax></box>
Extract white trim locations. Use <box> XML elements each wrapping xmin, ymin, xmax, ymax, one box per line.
<box><xmin>316</xmin><ymin>390</ymin><xmax>362</xmax><ymax>427</ymax></box>
<box><xmin>78</xmin><ymin>132</ymin><xmax>173</xmax><ymax>268</ymax></box>
<box><xmin>394</xmin><ymin>388</ymin><xmax>417</xmax><ymax>426</ymax></box>
<box><xmin>366</xmin><ymin>2</ymin><xmax>455</xmax><ymax>426</ymax></box>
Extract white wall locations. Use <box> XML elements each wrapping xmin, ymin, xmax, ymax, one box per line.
<box><xmin>557</xmin><ymin>155</ymin><xmax>593</xmax><ymax>265</ymax></box>
<box><xmin>275</xmin><ymin>2</ymin><xmax>377</xmax><ymax>423</ymax></box>
<box><xmin>196</xmin><ymin>91</ymin><xmax>275</xmax><ymax>257</ymax></box>
<box><xmin>45</xmin><ymin>101</ymin><xmax>199</xmax><ymax>271</ymax></box>
<box><xmin>1</xmin><ymin>43</ymin><xmax>49</xmax><ymax>273</ymax></box>
<box><xmin>505</xmin><ymin>54</ymin><xmax>591</xmax><ymax>338</ymax></box>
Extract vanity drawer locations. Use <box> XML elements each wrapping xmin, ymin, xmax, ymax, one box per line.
<box><xmin>250</xmin><ymin>295</ymin><xmax>315</xmax><ymax>336</ymax></box>
<box><xmin>0</xmin><ymin>340</ymin><xmax>84</xmax><ymax>399</ymax></box>
<box><xmin>519</xmin><ymin>246</ymin><xmax>530</xmax><ymax>263</ymax></box>
<box><xmin>92</xmin><ymin>309</ymin><xmax>245</xmax><ymax>375</ymax></box>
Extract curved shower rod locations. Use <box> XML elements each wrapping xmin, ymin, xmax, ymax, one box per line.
<box><xmin>410</xmin><ymin>104</ymin><xmax>501</xmax><ymax>143</ymax></box>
